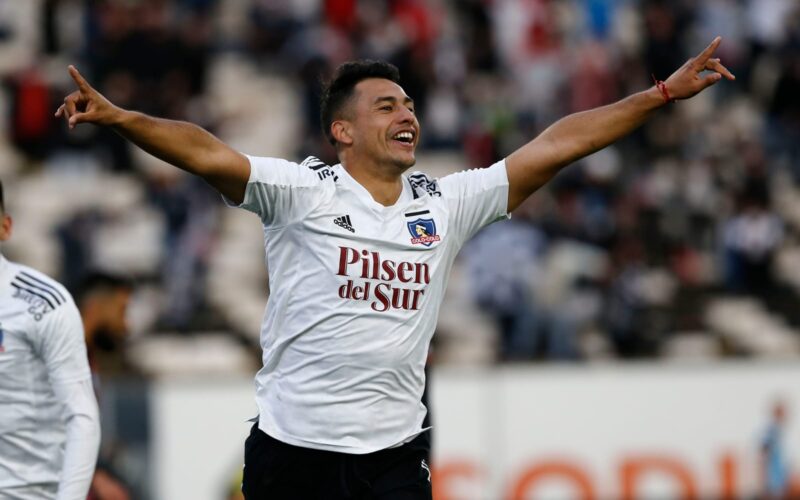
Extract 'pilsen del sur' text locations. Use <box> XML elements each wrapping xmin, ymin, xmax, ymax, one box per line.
<box><xmin>337</xmin><ymin>246</ymin><xmax>429</xmax><ymax>312</ymax></box>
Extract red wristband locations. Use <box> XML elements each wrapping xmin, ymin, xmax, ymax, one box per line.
<box><xmin>651</xmin><ymin>74</ymin><xmax>674</xmax><ymax>104</ymax></box>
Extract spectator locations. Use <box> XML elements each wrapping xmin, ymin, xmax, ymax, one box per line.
<box><xmin>2</xmin><ymin>0</ymin><xmax>800</xmax><ymax>363</ymax></box>
<box><xmin>76</xmin><ymin>271</ymin><xmax>134</xmax><ymax>500</ymax></box>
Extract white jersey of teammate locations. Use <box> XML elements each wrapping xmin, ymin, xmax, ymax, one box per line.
<box><xmin>228</xmin><ymin>155</ymin><xmax>508</xmax><ymax>454</ymax></box>
<box><xmin>0</xmin><ymin>255</ymin><xmax>100</xmax><ymax>499</ymax></box>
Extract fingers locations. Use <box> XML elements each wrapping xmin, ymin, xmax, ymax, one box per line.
<box><xmin>64</xmin><ymin>92</ymin><xmax>79</xmax><ymax>117</ymax></box>
<box><xmin>695</xmin><ymin>36</ymin><xmax>722</xmax><ymax>67</ymax></box>
<box><xmin>699</xmin><ymin>72</ymin><xmax>723</xmax><ymax>91</ymax></box>
<box><xmin>56</xmin><ymin>92</ymin><xmax>80</xmax><ymax>127</ymax></box>
<box><xmin>68</xmin><ymin>65</ymin><xmax>92</xmax><ymax>93</ymax></box>
<box><xmin>56</xmin><ymin>66</ymin><xmax>92</xmax><ymax>128</ymax></box>
<box><xmin>55</xmin><ymin>91</ymin><xmax>89</xmax><ymax>129</ymax></box>
<box><xmin>63</xmin><ymin>108</ymin><xmax>96</xmax><ymax>129</ymax></box>
<box><xmin>69</xmin><ymin>111</ymin><xmax>93</xmax><ymax>129</ymax></box>
<box><xmin>705</xmin><ymin>58</ymin><xmax>736</xmax><ymax>80</ymax></box>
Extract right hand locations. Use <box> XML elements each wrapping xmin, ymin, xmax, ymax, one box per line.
<box><xmin>55</xmin><ymin>66</ymin><xmax>123</xmax><ymax>129</ymax></box>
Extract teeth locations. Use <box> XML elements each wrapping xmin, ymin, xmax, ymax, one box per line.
<box><xmin>394</xmin><ymin>132</ymin><xmax>414</xmax><ymax>141</ymax></box>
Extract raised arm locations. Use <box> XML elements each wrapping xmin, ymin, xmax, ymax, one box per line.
<box><xmin>505</xmin><ymin>36</ymin><xmax>735</xmax><ymax>212</ymax></box>
<box><xmin>55</xmin><ymin>66</ymin><xmax>250</xmax><ymax>204</ymax></box>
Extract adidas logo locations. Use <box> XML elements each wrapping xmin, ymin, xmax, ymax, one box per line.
<box><xmin>334</xmin><ymin>215</ymin><xmax>355</xmax><ymax>233</ymax></box>
<box><xmin>421</xmin><ymin>459</ymin><xmax>431</xmax><ymax>482</ymax></box>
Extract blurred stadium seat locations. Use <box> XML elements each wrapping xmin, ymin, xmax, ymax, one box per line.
<box><xmin>3</xmin><ymin>0</ymin><xmax>800</xmax><ymax>498</ymax></box>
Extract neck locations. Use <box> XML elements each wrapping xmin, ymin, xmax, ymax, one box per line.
<box><xmin>340</xmin><ymin>154</ymin><xmax>405</xmax><ymax>206</ymax></box>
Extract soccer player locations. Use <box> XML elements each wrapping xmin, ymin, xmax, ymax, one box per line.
<box><xmin>76</xmin><ymin>272</ymin><xmax>134</xmax><ymax>500</ymax></box>
<box><xmin>57</xmin><ymin>37</ymin><xmax>733</xmax><ymax>499</ymax></box>
<box><xmin>0</xmin><ymin>180</ymin><xmax>101</xmax><ymax>499</ymax></box>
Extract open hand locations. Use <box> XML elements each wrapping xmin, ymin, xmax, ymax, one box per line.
<box><xmin>55</xmin><ymin>66</ymin><xmax>122</xmax><ymax>129</ymax></box>
<box><xmin>662</xmin><ymin>36</ymin><xmax>736</xmax><ymax>101</ymax></box>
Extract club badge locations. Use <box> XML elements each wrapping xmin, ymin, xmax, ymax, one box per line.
<box><xmin>407</xmin><ymin>218</ymin><xmax>441</xmax><ymax>246</ymax></box>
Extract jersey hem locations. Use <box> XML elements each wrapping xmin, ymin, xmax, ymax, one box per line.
<box><xmin>256</xmin><ymin>419</ymin><xmax>429</xmax><ymax>455</ymax></box>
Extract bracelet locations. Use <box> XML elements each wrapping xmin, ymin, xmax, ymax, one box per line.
<box><xmin>651</xmin><ymin>74</ymin><xmax>674</xmax><ymax>104</ymax></box>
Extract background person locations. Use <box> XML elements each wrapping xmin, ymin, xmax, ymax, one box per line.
<box><xmin>76</xmin><ymin>271</ymin><xmax>134</xmax><ymax>500</ymax></box>
<box><xmin>0</xmin><ymin>179</ymin><xmax>100</xmax><ymax>500</ymax></box>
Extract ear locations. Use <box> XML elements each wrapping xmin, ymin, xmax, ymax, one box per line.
<box><xmin>331</xmin><ymin>120</ymin><xmax>354</xmax><ymax>146</ymax></box>
<box><xmin>0</xmin><ymin>214</ymin><xmax>12</xmax><ymax>242</ymax></box>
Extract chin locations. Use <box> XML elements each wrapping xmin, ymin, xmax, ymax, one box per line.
<box><xmin>394</xmin><ymin>154</ymin><xmax>416</xmax><ymax>169</ymax></box>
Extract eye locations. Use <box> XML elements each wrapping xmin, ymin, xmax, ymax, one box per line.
<box><xmin>380</xmin><ymin>105</ymin><xmax>393</xmax><ymax>111</ymax></box>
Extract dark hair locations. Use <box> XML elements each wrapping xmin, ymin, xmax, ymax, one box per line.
<box><xmin>319</xmin><ymin>60</ymin><xmax>401</xmax><ymax>146</ymax></box>
<box><xmin>76</xmin><ymin>271</ymin><xmax>133</xmax><ymax>304</ymax></box>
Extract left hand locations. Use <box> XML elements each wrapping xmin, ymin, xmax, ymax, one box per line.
<box><xmin>662</xmin><ymin>36</ymin><xmax>736</xmax><ymax>101</ymax></box>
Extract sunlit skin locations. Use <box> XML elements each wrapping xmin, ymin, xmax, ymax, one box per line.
<box><xmin>331</xmin><ymin>78</ymin><xmax>420</xmax><ymax>207</ymax></box>
<box><xmin>55</xmin><ymin>37</ymin><xmax>734</xmax><ymax>216</ymax></box>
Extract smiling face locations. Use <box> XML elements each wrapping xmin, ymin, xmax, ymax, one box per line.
<box><xmin>334</xmin><ymin>78</ymin><xmax>420</xmax><ymax>173</ymax></box>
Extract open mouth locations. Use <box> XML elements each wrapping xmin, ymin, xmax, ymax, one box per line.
<box><xmin>392</xmin><ymin>131</ymin><xmax>415</xmax><ymax>145</ymax></box>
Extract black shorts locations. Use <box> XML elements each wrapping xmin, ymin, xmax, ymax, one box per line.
<box><xmin>242</xmin><ymin>423</ymin><xmax>432</xmax><ymax>500</ymax></box>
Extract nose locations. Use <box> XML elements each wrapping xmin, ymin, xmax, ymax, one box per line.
<box><xmin>398</xmin><ymin>106</ymin><xmax>416</xmax><ymax>124</ymax></box>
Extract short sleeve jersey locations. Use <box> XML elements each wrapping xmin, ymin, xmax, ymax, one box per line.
<box><xmin>0</xmin><ymin>255</ymin><xmax>90</xmax><ymax>489</ymax></box>
<box><xmin>228</xmin><ymin>156</ymin><xmax>509</xmax><ymax>454</ymax></box>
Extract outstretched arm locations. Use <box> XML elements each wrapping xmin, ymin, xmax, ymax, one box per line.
<box><xmin>505</xmin><ymin>36</ymin><xmax>735</xmax><ymax>212</ymax></box>
<box><xmin>56</xmin><ymin>66</ymin><xmax>250</xmax><ymax>204</ymax></box>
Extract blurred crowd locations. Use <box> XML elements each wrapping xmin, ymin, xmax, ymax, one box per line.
<box><xmin>1</xmin><ymin>0</ymin><xmax>800</xmax><ymax>367</ymax></box>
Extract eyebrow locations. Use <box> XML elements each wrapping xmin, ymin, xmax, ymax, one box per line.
<box><xmin>374</xmin><ymin>96</ymin><xmax>415</xmax><ymax>106</ymax></box>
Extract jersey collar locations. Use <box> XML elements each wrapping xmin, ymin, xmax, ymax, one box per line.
<box><xmin>334</xmin><ymin>164</ymin><xmax>412</xmax><ymax>213</ymax></box>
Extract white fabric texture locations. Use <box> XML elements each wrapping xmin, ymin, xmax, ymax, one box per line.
<box><xmin>53</xmin><ymin>379</ymin><xmax>100</xmax><ymax>500</ymax></box>
<box><xmin>0</xmin><ymin>255</ymin><xmax>99</xmax><ymax>499</ymax></box>
<box><xmin>228</xmin><ymin>156</ymin><xmax>509</xmax><ymax>454</ymax></box>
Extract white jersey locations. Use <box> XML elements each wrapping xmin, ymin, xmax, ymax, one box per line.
<box><xmin>0</xmin><ymin>255</ymin><xmax>95</xmax><ymax>494</ymax></box>
<box><xmin>228</xmin><ymin>155</ymin><xmax>509</xmax><ymax>454</ymax></box>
